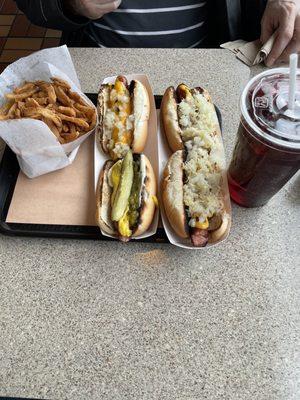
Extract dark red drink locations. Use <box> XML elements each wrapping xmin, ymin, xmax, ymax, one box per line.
<box><xmin>228</xmin><ymin>69</ymin><xmax>300</xmax><ymax>207</ymax></box>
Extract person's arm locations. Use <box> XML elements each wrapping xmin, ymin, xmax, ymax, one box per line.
<box><xmin>260</xmin><ymin>0</ymin><xmax>300</xmax><ymax>65</ymax></box>
<box><xmin>14</xmin><ymin>0</ymin><xmax>121</xmax><ymax>31</ymax></box>
<box><xmin>14</xmin><ymin>0</ymin><xmax>89</xmax><ymax>30</ymax></box>
<box><xmin>64</xmin><ymin>0</ymin><xmax>122</xmax><ymax>19</ymax></box>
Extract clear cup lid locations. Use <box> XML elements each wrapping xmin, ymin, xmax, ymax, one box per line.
<box><xmin>241</xmin><ymin>68</ymin><xmax>300</xmax><ymax>150</ymax></box>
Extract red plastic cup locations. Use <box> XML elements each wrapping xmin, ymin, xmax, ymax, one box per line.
<box><xmin>228</xmin><ymin>68</ymin><xmax>300</xmax><ymax>207</ymax></box>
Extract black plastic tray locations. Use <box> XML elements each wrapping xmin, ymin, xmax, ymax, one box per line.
<box><xmin>0</xmin><ymin>94</ymin><xmax>221</xmax><ymax>242</ymax></box>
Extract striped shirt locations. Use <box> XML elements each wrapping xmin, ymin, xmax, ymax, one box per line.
<box><xmin>85</xmin><ymin>1</ymin><xmax>208</xmax><ymax>48</ymax></box>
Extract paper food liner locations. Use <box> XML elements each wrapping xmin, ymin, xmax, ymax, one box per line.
<box><xmin>94</xmin><ymin>74</ymin><xmax>159</xmax><ymax>240</ymax></box>
<box><xmin>157</xmin><ymin>110</ymin><xmax>232</xmax><ymax>249</ymax></box>
<box><xmin>0</xmin><ymin>46</ymin><xmax>97</xmax><ymax>178</ymax></box>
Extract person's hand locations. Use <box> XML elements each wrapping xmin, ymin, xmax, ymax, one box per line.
<box><xmin>66</xmin><ymin>0</ymin><xmax>122</xmax><ymax>20</ymax></box>
<box><xmin>260</xmin><ymin>0</ymin><xmax>300</xmax><ymax>66</ymax></box>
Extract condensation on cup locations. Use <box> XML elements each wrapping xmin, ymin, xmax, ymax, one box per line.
<box><xmin>228</xmin><ymin>68</ymin><xmax>300</xmax><ymax>207</ymax></box>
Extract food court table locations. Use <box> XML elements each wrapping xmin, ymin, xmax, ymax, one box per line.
<box><xmin>0</xmin><ymin>49</ymin><xmax>299</xmax><ymax>400</ymax></box>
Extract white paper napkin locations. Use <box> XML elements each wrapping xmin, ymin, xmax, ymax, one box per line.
<box><xmin>221</xmin><ymin>33</ymin><xmax>276</xmax><ymax>66</ymax></box>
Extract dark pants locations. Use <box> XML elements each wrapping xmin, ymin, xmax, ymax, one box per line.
<box><xmin>240</xmin><ymin>0</ymin><xmax>266</xmax><ymax>41</ymax></box>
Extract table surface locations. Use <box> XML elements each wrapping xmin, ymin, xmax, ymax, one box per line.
<box><xmin>0</xmin><ymin>48</ymin><xmax>299</xmax><ymax>400</ymax></box>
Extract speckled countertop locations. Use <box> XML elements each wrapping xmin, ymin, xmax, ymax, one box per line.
<box><xmin>0</xmin><ymin>49</ymin><xmax>299</xmax><ymax>400</ymax></box>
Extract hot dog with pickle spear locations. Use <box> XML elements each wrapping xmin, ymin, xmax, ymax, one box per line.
<box><xmin>96</xmin><ymin>150</ymin><xmax>157</xmax><ymax>242</ymax></box>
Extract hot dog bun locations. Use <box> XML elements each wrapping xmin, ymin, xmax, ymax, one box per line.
<box><xmin>96</xmin><ymin>152</ymin><xmax>157</xmax><ymax>241</ymax></box>
<box><xmin>97</xmin><ymin>76</ymin><xmax>150</xmax><ymax>160</ymax></box>
<box><xmin>162</xmin><ymin>150</ymin><xmax>188</xmax><ymax>238</ymax></box>
<box><xmin>161</xmin><ymin>87</ymin><xmax>184</xmax><ymax>153</ymax></box>
<box><xmin>133</xmin><ymin>154</ymin><xmax>157</xmax><ymax>237</ymax></box>
<box><xmin>131</xmin><ymin>80</ymin><xmax>150</xmax><ymax>154</ymax></box>
<box><xmin>96</xmin><ymin>160</ymin><xmax>115</xmax><ymax>235</ymax></box>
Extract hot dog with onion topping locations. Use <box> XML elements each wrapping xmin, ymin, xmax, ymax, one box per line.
<box><xmin>161</xmin><ymin>83</ymin><xmax>230</xmax><ymax>247</ymax></box>
<box><xmin>97</xmin><ymin>75</ymin><xmax>150</xmax><ymax>160</ymax></box>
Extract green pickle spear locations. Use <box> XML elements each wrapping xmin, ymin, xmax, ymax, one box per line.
<box><xmin>111</xmin><ymin>150</ymin><xmax>134</xmax><ymax>221</ymax></box>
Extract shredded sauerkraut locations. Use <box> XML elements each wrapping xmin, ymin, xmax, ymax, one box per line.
<box><xmin>104</xmin><ymin>109</ymin><xmax>116</xmax><ymax>131</ymax></box>
<box><xmin>178</xmin><ymin>92</ymin><xmax>219</xmax><ymax>142</ymax></box>
<box><xmin>178</xmin><ymin>91</ymin><xmax>225</xmax><ymax>225</ymax></box>
<box><xmin>110</xmin><ymin>89</ymin><xmax>130</xmax><ymax>104</ymax></box>
<box><xmin>111</xmin><ymin>142</ymin><xmax>130</xmax><ymax>159</ymax></box>
<box><xmin>103</xmin><ymin>87</ymin><xmax>135</xmax><ymax>152</ymax></box>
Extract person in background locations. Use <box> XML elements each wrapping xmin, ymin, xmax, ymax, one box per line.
<box><xmin>15</xmin><ymin>0</ymin><xmax>300</xmax><ymax>66</ymax></box>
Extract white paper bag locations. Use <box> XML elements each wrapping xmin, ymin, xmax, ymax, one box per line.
<box><xmin>0</xmin><ymin>46</ymin><xmax>97</xmax><ymax>178</ymax></box>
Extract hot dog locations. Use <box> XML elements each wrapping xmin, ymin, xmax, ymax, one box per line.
<box><xmin>162</xmin><ymin>150</ymin><xmax>229</xmax><ymax>247</ymax></box>
<box><xmin>96</xmin><ymin>150</ymin><xmax>157</xmax><ymax>241</ymax></box>
<box><xmin>161</xmin><ymin>84</ymin><xmax>230</xmax><ymax>247</ymax></box>
<box><xmin>161</xmin><ymin>83</ymin><xmax>218</xmax><ymax>152</ymax></box>
<box><xmin>97</xmin><ymin>76</ymin><xmax>150</xmax><ymax>160</ymax></box>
